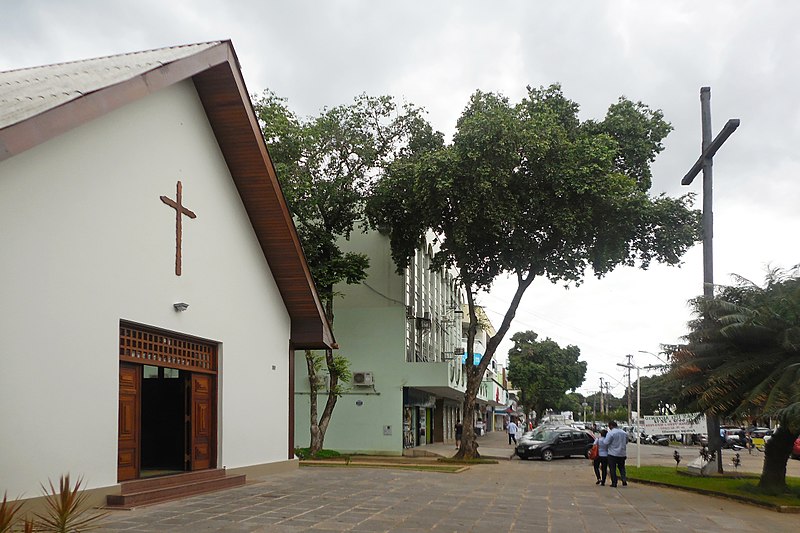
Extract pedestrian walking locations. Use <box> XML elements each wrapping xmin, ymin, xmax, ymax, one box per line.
<box><xmin>593</xmin><ymin>429</ymin><xmax>609</xmax><ymax>485</ymax></box>
<box><xmin>507</xmin><ymin>418</ymin><xmax>518</xmax><ymax>445</ymax></box>
<box><xmin>455</xmin><ymin>419</ymin><xmax>463</xmax><ymax>449</ymax></box>
<box><xmin>603</xmin><ymin>420</ymin><xmax>628</xmax><ymax>487</ymax></box>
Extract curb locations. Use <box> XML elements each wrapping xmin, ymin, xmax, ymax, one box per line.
<box><xmin>628</xmin><ymin>477</ymin><xmax>800</xmax><ymax>513</ymax></box>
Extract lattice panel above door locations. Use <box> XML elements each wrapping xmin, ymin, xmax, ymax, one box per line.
<box><xmin>119</xmin><ymin>323</ymin><xmax>217</xmax><ymax>373</ymax></box>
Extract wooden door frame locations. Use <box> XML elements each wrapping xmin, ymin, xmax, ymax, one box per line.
<box><xmin>117</xmin><ymin>363</ymin><xmax>141</xmax><ymax>482</ymax></box>
<box><xmin>118</xmin><ymin>321</ymin><xmax>219</xmax><ymax>481</ymax></box>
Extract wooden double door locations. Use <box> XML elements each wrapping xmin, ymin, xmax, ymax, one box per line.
<box><xmin>117</xmin><ymin>363</ymin><xmax>215</xmax><ymax>482</ymax></box>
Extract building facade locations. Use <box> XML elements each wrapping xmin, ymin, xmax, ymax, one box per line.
<box><xmin>0</xmin><ymin>42</ymin><xmax>334</xmax><ymax>501</ymax></box>
<box><xmin>294</xmin><ymin>230</ymin><xmax>505</xmax><ymax>454</ymax></box>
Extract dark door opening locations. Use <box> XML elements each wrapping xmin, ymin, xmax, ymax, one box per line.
<box><xmin>140</xmin><ymin>365</ymin><xmax>188</xmax><ymax>477</ymax></box>
<box><xmin>118</xmin><ymin>322</ymin><xmax>219</xmax><ymax>482</ymax></box>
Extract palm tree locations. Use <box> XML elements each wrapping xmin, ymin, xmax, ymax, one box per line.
<box><xmin>670</xmin><ymin>266</ymin><xmax>800</xmax><ymax>491</ymax></box>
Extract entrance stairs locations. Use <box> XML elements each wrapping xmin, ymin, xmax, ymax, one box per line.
<box><xmin>106</xmin><ymin>469</ymin><xmax>246</xmax><ymax>509</ymax></box>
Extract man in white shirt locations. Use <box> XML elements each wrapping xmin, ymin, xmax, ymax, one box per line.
<box><xmin>507</xmin><ymin>419</ymin><xmax>518</xmax><ymax>445</ymax></box>
<box><xmin>603</xmin><ymin>420</ymin><xmax>628</xmax><ymax>487</ymax></box>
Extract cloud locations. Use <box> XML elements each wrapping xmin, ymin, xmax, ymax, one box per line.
<box><xmin>2</xmin><ymin>0</ymin><xmax>798</xmax><ymax>401</ymax></box>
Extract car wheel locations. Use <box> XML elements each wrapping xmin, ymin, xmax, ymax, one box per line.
<box><xmin>542</xmin><ymin>449</ymin><xmax>554</xmax><ymax>461</ymax></box>
<box><xmin>584</xmin><ymin>449</ymin><xmax>591</xmax><ymax>459</ymax></box>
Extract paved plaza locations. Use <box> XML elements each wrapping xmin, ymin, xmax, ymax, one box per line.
<box><xmin>97</xmin><ymin>432</ymin><xmax>799</xmax><ymax>532</ymax></box>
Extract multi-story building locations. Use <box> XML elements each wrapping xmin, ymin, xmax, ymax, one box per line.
<box><xmin>293</xmin><ymin>230</ymin><xmax>505</xmax><ymax>454</ymax></box>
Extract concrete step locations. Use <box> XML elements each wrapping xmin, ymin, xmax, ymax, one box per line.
<box><xmin>107</xmin><ymin>470</ymin><xmax>245</xmax><ymax>509</ymax></box>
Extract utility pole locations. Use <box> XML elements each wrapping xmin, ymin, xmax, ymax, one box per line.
<box><xmin>605</xmin><ymin>383</ymin><xmax>611</xmax><ymax>416</ymax></box>
<box><xmin>681</xmin><ymin>86</ymin><xmax>739</xmax><ymax>474</ymax></box>
<box><xmin>599</xmin><ymin>378</ymin><xmax>605</xmax><ymax>417</ymax></box>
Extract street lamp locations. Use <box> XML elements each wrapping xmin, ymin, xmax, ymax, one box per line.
<box><xmin>637</xmin><ymin>350</ymin><xmax>670</xmax><ymax>367</ymax></box>
<box><xmin>617</xmin><ymin>362</ymin><xmax>640</xmax><ymax>467</ymax></box>
<box><xmin>617</xmin><ymin>361</ymin><xmax>663</xmax><ymax>468</ymax></box>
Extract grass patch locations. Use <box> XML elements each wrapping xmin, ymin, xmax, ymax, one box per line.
<box><xmin>299</xmin><ymin>462</ymin><xmax>464</xmax><ymax>473</ymax></box>
<box><xmin>627</xmin><ymin>466</ymin><xmax>800</xmax><ymax>510</ymax></box>
<box><xmin>294</xmin><ymin>448</ymin><xmax>342</xmax><ymax>460</ymax></box>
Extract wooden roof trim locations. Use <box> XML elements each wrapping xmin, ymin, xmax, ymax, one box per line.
<box><xmin>190</xmin><ymin>45</ymin><xmax>335</xmax><ymax>350</ymax></box>
<box><xmin>0</xmin><ymin>41</ymin><xmax>335</xmax><ymax>350</ymax></box>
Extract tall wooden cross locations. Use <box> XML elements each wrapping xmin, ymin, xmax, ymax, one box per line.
<box><xmin>681</xmin><ymin>86</ymin><xmax>739</xmax><ymax>473</ymax></box>
<box><xmin>681</xmin><ymin>86</ymin><xmax>740</xmax><ymax>299</ymax></box>
<box><xmin>160</xmin><ymin>180</ymin><xmax>196</xmax><ymax>276</ymax></box>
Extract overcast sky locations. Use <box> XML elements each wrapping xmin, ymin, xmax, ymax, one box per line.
<box><xmin>3</xmin><ymin>1</ymin><xmax>798</xmax><ymax>398</ymax></box>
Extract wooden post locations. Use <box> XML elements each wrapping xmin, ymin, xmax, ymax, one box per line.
<box><xmin>682</xmin><ymin>86</ymin><xmax>739</xmax><ymax>473</ymax></box>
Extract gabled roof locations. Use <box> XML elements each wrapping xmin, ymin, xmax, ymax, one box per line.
<box><xmin>0</xmin><ymin>40</ymin><xmax>335</xmax><ymax>350</ymax></box>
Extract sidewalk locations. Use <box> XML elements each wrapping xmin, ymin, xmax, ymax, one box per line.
<box><xmin>97</xmin><ymin>447</ymin><xmax>800</xmax><ymax>532</ymax></box>
<box><xmin>408</xmin><ymin>428</ymin><xmax>514</xmax><ymax>460</ymax></box>
<box><xmin>95</xmin><ymin>430</ymin><xmax>800</xmax><ymax>531</ymax></box>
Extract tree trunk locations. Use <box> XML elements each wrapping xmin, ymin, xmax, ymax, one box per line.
<box><xmin>306</xmin><ymin>350</ymin><xmax>323</xmax><ymax>454</ymax></box>
<box><xmin>316</xmin><ymin>349</ymin><xmax>341</xmax><ymax>443</ymax></box>
<box><xmin>305</xmin><ymin>348</ymin><xmax>343</xmax><ymax>455</ymax></box>
<box><xmin>307</xmin><ymin>282</ymin><xmax>340</xmax><ymax>456</ymax></box>
<box><xmin>455</xmin><ymin>365</ymin><xmax>483</xmax><ymax>459</ymax></box>
<box><xmin>453</xmin><ymin>271</ymin><xmax>535</xmax><ymax>460</ymax></box>
<box><xmin>758</xmin><ymin>424</ymin><xmax>797</xmax><ymax>491</ymax></box>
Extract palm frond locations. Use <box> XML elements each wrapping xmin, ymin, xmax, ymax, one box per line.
<box><xmin>0</xmin><ymin>493</ymin><xmax>24</xmax><ymax>533</ymax></box>
<box><xmin>35</xmin><ymin>474</ymin><xmax>107</xmax><ymax>533</ymax></box>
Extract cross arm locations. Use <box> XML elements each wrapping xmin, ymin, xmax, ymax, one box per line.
<box><xmin>681</xmin><ymin>118</ymin><xmax>741</xmax><ymax>185</ymax></box>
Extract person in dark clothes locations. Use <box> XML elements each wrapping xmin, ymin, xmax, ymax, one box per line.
<box><xmin>455</xmin><ymin>419</ymin><xmax>464</xmax><ymax>449</ymax></box>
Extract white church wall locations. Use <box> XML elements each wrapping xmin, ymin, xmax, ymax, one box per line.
<box><xmin>0</xmin><ymin>80</ymin><xmax>291</xmax><ymax>496</ymax></box>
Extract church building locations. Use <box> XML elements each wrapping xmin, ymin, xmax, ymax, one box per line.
<box><xmin>0</xmin><ymin>41</ymin><xmax>334</xmax><ymax>504</ymax></box>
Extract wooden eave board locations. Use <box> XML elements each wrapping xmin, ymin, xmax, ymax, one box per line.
<box><xmin>0</xmin><ymin>41</ymin><xmax>334</xmax><ymax>350</ymax></box>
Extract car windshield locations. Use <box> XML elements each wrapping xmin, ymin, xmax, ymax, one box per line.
<box><xmin>528</xmin><ymin>430</ymin><xmax>557</xmax><ymax>441</ymax></box>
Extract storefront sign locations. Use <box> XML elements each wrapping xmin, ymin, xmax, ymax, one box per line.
<box><xmin>461</xmin><ymin>351</ymin><xmax>482</xmax><ymax>365</ymax></box>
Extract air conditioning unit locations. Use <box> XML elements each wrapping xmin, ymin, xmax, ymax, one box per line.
<box><xmin>352</xmin><ymin>371</ymin><xmax>374</xmax><ymax>386</ymax></box>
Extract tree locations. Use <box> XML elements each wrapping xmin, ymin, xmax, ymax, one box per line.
<box><xmin>636</xmin><ymin>372</ymin><xmax>682</xmax><ymax>415</ymax></box>
<box><xmin>507</xmin><ymin>331</ymin><xmax>586</xmax><ymax>421</ymax></box>
<box><xmin>254</xmin><ymin>90</ymin><xmax>432</xmax><ymax>454</ymax></box>
<box><xmin>556</xmin><ymin>392</ymin><xmax>586</xmax><ymax>416</ymax></box>
<box><xmin>368</xmin><ymin>84</ymin><xmax>701</xmax><ymax>458</ymax></box>
<box><xmin>670</xmin><ymin>266</ymin><xmax>800</xmax><ymax>490</ymax></box>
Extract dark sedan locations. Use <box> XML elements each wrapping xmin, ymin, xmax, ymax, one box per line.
<box><xmin>515</xmin><ymin>428</ymin><xmax>594</xmax><ymax>461</ymax></box>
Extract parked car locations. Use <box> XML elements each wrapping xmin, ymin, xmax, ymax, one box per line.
<box><xmin>721</xmin><ymin>427</ymin><xmax>745</xmax><ymax>448</ymax></box>
<box><xmin>792</xmin><ymin>436</ymin><xmax>800</xmax><ymax>460</ymax></box>
<box><xmin>750</xmin><ymin>427</ymin><xmax>772</xmax><ymax>439</ymax></box>
<box><xmin>515</xmin><ymin>428</ymin><xmax>594</xmax><ymax>461</ymax></box>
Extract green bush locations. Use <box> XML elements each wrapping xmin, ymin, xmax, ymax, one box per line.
<box><xmin>294</xmin><ymin>448</ymin><xmax>342</xmax><ymax>460</ymax></box>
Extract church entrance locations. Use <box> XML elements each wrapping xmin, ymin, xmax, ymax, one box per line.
<box><xmin>118</xmin><ymin>322</ymin><xmax>217</xmax><ymax>482</ymax></box>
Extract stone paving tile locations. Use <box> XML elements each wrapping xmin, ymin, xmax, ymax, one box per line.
<box><xmin>96</xmin><ymin>456</ymin><xmax>800</xmax><ymax>532</ymax></box>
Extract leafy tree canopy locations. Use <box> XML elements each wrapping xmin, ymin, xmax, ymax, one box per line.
<box><xmin>254</xmin><ymin>90</ymin><xmax>438</xmax><ymax>313</ymax></box>
<box><xmin>636</xmin><ymin>372</ymin><xmax>683</xmax><ymax>416</ymax></box>
<box><xmin>253</xmin><ymin>90</ymin><xmax>437</xmax><ymax>454</ymax></box>
<box><xmin>367</xmin><ymin>84</ymin><xmax>700</xmax><ymax>458</ymax></box>
<box><xmin>507</xmin><ymin>331</ymin><xmax>587</xmax><ymax>421</ymax></box>
<box><xmin>368</xmin><ymin>84</ymin><xmax>700</xmax><ymax>291</ymax></box>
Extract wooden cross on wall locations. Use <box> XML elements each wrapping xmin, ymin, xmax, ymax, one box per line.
<box><xmin>160</xmin><ymin>180</ymin><xmax>196</xmax><ymax>276</ymax></box>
